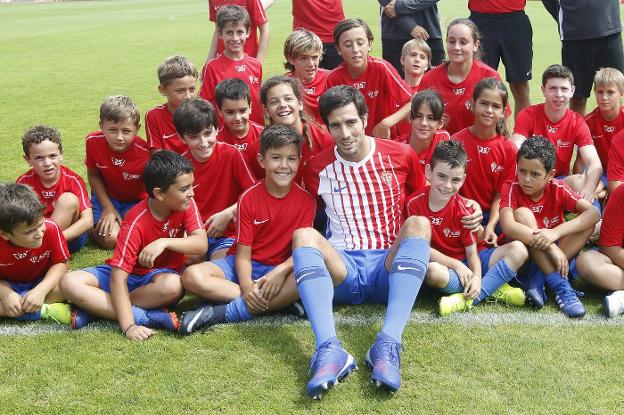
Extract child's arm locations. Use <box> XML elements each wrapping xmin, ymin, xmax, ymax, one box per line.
<box><xmin>531</xmin><ymin>199</ymin><xmax>599</xmax><ymax>250</ymax></box>
<box><xmin>87</xmin><ymin>168</ymin><xmax>122</xmax><ymax>237</ymax></box>
<box><xmin>235</xmin><ymin>243</ymin><xmax>268</xmax><ymax>313</ymax></box>
<box><xmin>373</xmin><ymin>102</ymin><xmax>411</xmax><ymax>138</ymax></box>
<box><xmin>461</xmin><ymin>199</ymin><xmax>484</xmax><ymax>231</ymax></box>
<box><xmin>62</xmin><ymin>208</ymin><xmax>93</xmax><ymax>242</ymax></box>
<box><xmin>463</xmin><ymin>243</ymin><xmax>482</xmax><ymax>300</ymax></box>
<box><xmin>576</xmin><ymin>145</ymin><xmax>603</xmax><ymax>201</ymax></box>
<box><xmin>256</xmin><ymin>21</ymin><xmax>270</xmax><ymax>63</ymax></box>
<box><xmin>138</xmin><ymin>228</ymin><xmax>208</xmax><ymax>268</ymax></box>
<box><xmin>257</xmin><ymin>256</ymin><xmax>292</xmax><ymax>302</ymax></box>
<box><xmin>0</xmin><ymin>280</ymin><xmax>24</xmax><ymax>317</ymax></box>
<box><xmin>483</xmin><ymin>193</ymin><xmax>502</xmax><ymax>247</ymax></box>
<box><xmin>110</xmin><ymin>266</ymin><xmax>155</xmax><ymax>341</ymax></box>
<box><xmin>205</xmin><ymin>203</ymin><xmax>237</xmax><ymax>238</ymax></box>
<box><xmin>499</xmin><ymin>207</ymin><xmax>540</xmax><ymax>245</ymax></box>
<box><xmin>21</xmin><ymin>262</ymin><xmax>67</xmax><ymax>313</ymax></box>
<box><xmin>206</xmin><ymin>29</ymin><xmax>218</xmax><ymax>62</ymax></box>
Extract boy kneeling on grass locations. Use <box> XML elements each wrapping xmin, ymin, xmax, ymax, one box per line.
<box><xmin>61</xmin><ymin>151</ymin><xmax>207</xmax><ymax>340</ymax></box>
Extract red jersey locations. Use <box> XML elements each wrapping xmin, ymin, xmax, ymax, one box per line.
<box><xmin>285</xmin><ymin>69</ymin><xmax>329</xmax><ymax>124</ymax></box>
<box><xmin>468</xmin><ymin>0</ymin><xmax>525</xmax><ymax>14</ymax></box>
<box><xmin>326</xmin><ymin>57</ymin><xmax>412</xmax><ymax>136</ymax></box>
<box><xmin>453</xmin><ymin>128</ymin><xmax>517</xmax><ymax>211</ymax></box>
<box><xmin>514</xmin><ymin>104</ymin><xmax>593</xmax><ymax>177</ymax></box>
<box><xmin>406</xmin><ymin>188</ymin><xmax>478</xmax><ymax>261</ymax></box>
<box><xmin>292</xmin><ymin>0</ymin><xmax>344</xmax><ymax>43</ymax></box>
<box><xmin>199</xmin><ymin>54</ymin><xmax>263</xmax><ymax>125</ymax></box>
<box><xmin>0</xmin><ymin>220</ymin><xmax>69</xmax><ymax>284</ymax></box>
<box><xmin>584</xmin><ymin>106</ymin><xmax>624</xmax><ymax>169</ymax></box>
<box><xmin>500</xmin><ymin>179</ymin><xmax>580</xmax><ymax>229</ymax></box>
<box><xmin>303</xmin><ymin>138</ymin><xmax>425</xmax><ymax>250</ymax></box>
<box><xmin>17</xmin><ymin>166</ymin><xmax>91</xmax><ymax>217</ymax></box>
<box><xmin>209</xmin><ymin>0</ymin><xmax>267</xmax><ymax>58</ymax></box>
<box><xmin>107</xmin><ymin>198</ymin><xmax>203</xmax><ymax>275</ymax></box>
<box><xmin>231</xmin><ymin>180</ymin><xmax>316</xmax><ymax>265</ymax></box>
<box><xmin>419</xmin><ymin>61</ymin><xmax>504</xmax><ymax>135</ymax></box>
<box><xmin>599</xmin><ymin>184</ymin><xmax>624</xmax><ymax>247</ymax></box>
<box><xmin>608</xmin><ymin>130</ymin><xmax>624</xmax><ymax>181</ymax></box>
<box><xmin>145</xmin><ymin>104</ymin><xmax>187</xmax><ymax>154</ymax></box>
<box><xmin>84</xmin><ymin>131</ymin><xmax>149</xmax><ymax>202</ymax></box>
<box><xmin>183</xmin><ymin>142</ymin><xmax>255</xmax><ymax>237</ymax></box>
<box><xmin>216</xmin><ymin>120</ymin><xmax>263</xmax><ymax>171</ymax></box>
<box><xmin>395</xmin><ymin>130</ymin><xmax>450</xmax><ymax>176</ymax></box>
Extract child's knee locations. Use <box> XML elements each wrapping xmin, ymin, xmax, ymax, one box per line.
<box><xmin>55</xmin><ymin>192</ymin><xmax>80</xmax><ymax>212</ymax></box>
<box><xmin>401</xmin><ymin>215</ymin><xmax>431</xmax><ymax>240</ymax></box>
<box><xmin>513</xmin><ymin>207</ymin><xmax>537</xmax><ymax>227</ymax></box>
<box><xmin>505</xmin><ymin>241</ymin><xmax>529</xmax><ymax>268</ymax></box>
<box><xmin>425</xmin><ymin>263</ymin><xmax>449</xmax><ymax>289</ymax></box>
<box><xmin>154</xmin><ymin>273</ymin><xmax>184</xmax><ymax>304</ymax></box>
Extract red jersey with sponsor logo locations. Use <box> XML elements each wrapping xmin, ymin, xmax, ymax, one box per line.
<box><xmin>85</xmin><ymin>131</ymin><xmax>149</xmax><ymax>202</ymax></box>
<box><xmin>406</xmin><ymin>187</ymin><xmax>478</xmax><ymax>260</ymax></box>
<box><xmin>285</xmin><ymin>69</ymin><xmax>329</xmax><ymax>124</ymax></box>
<box><xmin>17</xmin><ymin>166</ymin><xmax>91</xmax><ymax>218</ymax></box>
<box><xmin>608</xmin><ymin>130</ymin><xmax>624</xmax><ymax>181</ymax></box>
<box><xmin>209</xmin><ymin>0</ymin><xmax>267</xmax><ymax>58</ymax></box>
<box><xmin>514</xmin><ymin>104</ymin><xmax>593</xmax><ymax>177</ymax></box>
<box><xmin>395</xmin><ymin>130</ymin><xmax>450</xmax><ymax>177</ymax></box>
<box><xmin>107</xmin><ymin>198</ymin><xmax>203</xmax><ymax>275</ymax></box>
<box><xmin>584</xmin><ymin>106</ymin><xmax>624</xmax><ymax>169</ymax></box>
<box><xmin>145</xmin><ymin>104</ymin><xmax>187</xmax><ymax>154</ymax></box>
<box><xmin>326</xmin><ymin>57</ymin><xmax>412</xmax><ymax>136</ymax></box>
<box><xmin>182</xmin><ymin>142</ymin><xmax>256</xmax><ymax>237</ymax></box>
<box><xmin>199</xmin><ymin>54</ymin><xmax>263</xmax><ymax>125</ymax></box>
<box><xmin>292</xmin><ymin>0</ymin><xmax>344</xmax><ymax>43</ymax></box>
<box><xmin>468</xmin><ymin>0</ymin><xmax>525</xmax><ymax>14</ymax></box>
<box><xmin>453</xmin><ymin>128</ymin><xmax>517</xmax><ymax>211</ymax></box>
<box><xmin>599</xmin><ymin>184</ymin><xmax>624</xmax><ymax>247</ymax></box>
<box><xmin>303</xmin><ymin>138</ymin><xmax>425</xmax><ymax>250</ymax></box>
<box><xmin>419</xmin><ymin>61</ymin><xmax>504</xmax><ymax>135</ymax></box>
<box><xmin>500</xmin><ymin>178</ymin><xmax>579</xmax><ymax>229</ymax></box>
<box><xmin>216</xmin><ymin>121</ymin><xmax>263</xmax><ymax>173</ymax></box>
<box><xmin>232</xmin><ymin>180</ymin><xmax>316</xmax><ymax>265</ymax></box>
<box><xmin>0</xmin><ymin>220</ymin><xmax>69</xmax><ymax>284</ymax></box>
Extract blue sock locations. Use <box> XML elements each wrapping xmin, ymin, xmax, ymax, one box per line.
<box><xmin>475</xmin><ymin>260</ymin><xmax>516</xmax><ymax>305</ymax></box>
<box><xmin>441</xmin><ymin>271</ymin><xmax>463</xmax><ymax>294</ymax></box>
<box><xmin>294</xmin><ymin>246</ymin><xmax>336</xmax><ymax>347</ymax></box>
<box><xmin>131</xmin><ymin>305</ymin><xmax>148</xmax><ymax>326</ymax></box>
<box><xmin>16</xmin><ymin>311</ymin><xmax>40</xmax><ymax>321</ymax></box>
<box><xmin>225</xmin><ymin>297</ymin><xmax>252</xmax><ymax>322</ymax></box>
<box><xmin>381</xmin><ymin>237</ymin><xmax>429</xmax><ymax>342</ymax></box>
<box><xmin>545</xmin><ymin>271</ymin><xmax>564</xmax><ymax>289</ymax></box>
<box><xmin>591</xmin><ymin>198</ymin><xmax>602</xmax><ymax>217</ymax></box>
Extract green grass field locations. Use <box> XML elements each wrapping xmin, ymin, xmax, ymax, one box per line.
<box><xmin>1</xmin><ymin>1</ymin><xmax>624</xmax><ymax>413</ymax></box>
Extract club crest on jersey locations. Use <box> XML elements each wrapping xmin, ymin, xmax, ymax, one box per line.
<box><xmin>304</xmin><ymin>87</ymin><xmax>316</xmax><ymax>95</ymax></box>
<box><xmin>431</xmin><ymin>217</ymin><xmax>443</xmax><ymax>225</ymax></box>
<box><xmin>42</xmin><ymin>190</ymin><xmax>56</xmax><ymax>199</ymax></box>
<box><xmin>556</xmin><ymin>139</ymin><xmax>571</xmax><ymax>148</ymax></box>
<box><xmin>464</xmin><ymin>100</ymin><xmax>472</xmax><ymax>110</ymax></box>
<box><xmin>248</xmin><ymin>75</ymin><xmax>259</xmax><ymax>85</ymax></box>
<box><xmin>477</xmin><ymin>145</ymin><xmax>491</xmax><ymax>155</ymax></box>
<box><xmin>13</xmin><ymin>252</ymin><xmax>28</xmax><ymax>260</ymax></box>
<box><xmin>542</xmin><ymin>216</ymin><xmax>560</xmax><ymax>228</ymax></box>
<box><xmin>531</xmin><ymin>205</ymin><xmax>544</xmax><ymax>213</ymax></box>
<box><xmin>443</xmin><ymin>228</ymin><xmax>460</xmax><ymax>238</ymax></box>
<box><xmin>453</xmin><ymin>87</ymin><xmax>465</xmax><ymax>95</ymax></box>
<box><xmin>490</xmin><ymin>162</ymin><xmax>503</xmax><ymax>173</ymax></box>
<box><xmin>29</xmin><ymin>250</ymin><xmax>51</xmax><ymax>263</ymax></box>
<box><xmin>547</xmin><ymin>125</ymin><xmax>558</xmax><ymax>134</ymax></box>
<box><xmin>235</xmin><ymin>65</ymin><xmax>247</xmax><ymax>72</ymax></box>
<box><xmin>122</xmin><ymin>172</ymin><xmax>140</xmax><ymax>181</ymax></box>
<box><xmin>162</xmin><ymin>221</ymin><xmax>170</xmax><ymax>233</ymax></box>
<box><xmin>380</xmin><ymin>170</ymin><xmax>393</xmax><ymax>187</ymax></box>
<box><xmin>368</xmin><ymin>90</ymin><xmax>379</xmax><ymax>99</ymax></box>
<box><xmin>605</xmin><ymin>125</ymin><xmax>616</xmax><ymax>133</ymax></box>
<box><xmin>111</xmin><ymin>157</ymin><xmax>125</xmax><ymax>167</ymax></box>
<box><xmin>353</xmin><ymin>81</ymin><xmax>366</xmax><ymax>89</ymax></box>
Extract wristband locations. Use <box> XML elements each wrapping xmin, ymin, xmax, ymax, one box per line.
<box><xmin>122</xmin><ymin>323</ymin><xmax>136</xmax><ymax>336</ymax></box>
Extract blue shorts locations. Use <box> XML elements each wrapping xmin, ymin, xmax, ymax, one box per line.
<box><xmin>481</xmin><ymin>210</ymin><xmax>502</xmax><ymax>235</ymax></box>
<box><xmin>91</xmin><ymin>193</ymin><xmax>139</xmax><ymax>224</ymax></box>
<box><xmin>67</xmin><ymin>231</ymin><xmax>88</xmax><ymax>253</ymax></box>
<box><xmin>333</xmin><ymin>249</ymin><xmax>391</xmax><ymax>305</ymax></box>
<box><xmin>440</xmin><ymin>248</ymin><xmax>496</xmax><ymax>294</ymax></box>
<box><xmin>206</xmin><ymin>237</ymin><xmax>235</xmax><ymax>259</ymax></box>
<box><xmin>600</xmin><ymin>172</ymin><xmax>608</xmax><ymax>189</ymax></box>
<box><xmin>82</xmin><ymin>264</ymin><xmax>178</xmax><ymax>293</ymax></box>
<box><xmin>9</xmin><ymin>277</ymin><xmax>44</xmax><ymax>297</ymax></box>
<box><xmin>212</xmin><ymin>255</ymin><xmax>275</xmax><ymax>284</ymax></box>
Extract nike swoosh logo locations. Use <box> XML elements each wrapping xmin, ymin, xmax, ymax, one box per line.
<box><xmin>187</xmin><ymin>306</ymin><xmax>213</xmax><ymax>332</ymax></box>
<box><xmin>254</xmin><ymin>219</ymin><xmax>269</xmax><ymax>225</ymax></box>
<box><xmin>333</xmin><ymin>185</ymin><xmax>348</xmax><ymax>193</ymax></box>
<box><xmin>296</xmin><ymin>271</ymin><xmax>315</xmax><ymax>283</ymax></box>
<box><xmin>163</xmin><ymin>133</ymin><xmax>178</xmax><ymax>139</ymax></box>
<box><xmin>397</xmin><ymin>265</ymin><xmax>419</xmax><ymax>271</ymax></box>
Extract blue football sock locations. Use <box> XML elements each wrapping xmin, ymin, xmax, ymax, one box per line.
<box><xmin>131</xmin><ymin>305</ymin><xmax>149</xmax><ymax>326</ymax></box>
<box><xmin>16</xmin><ymin>311</ymin><xmax>40</xmax><ymax>321</ymax></box>
<box><xmin>293</xmin><ymin>246</ymin><xmax>336</xmax><ymax>347</ymax></box>
<box><xmin>475</xmin><ymin>259</ymin><xmax>516</xmax><ymax>305</ymax></box>
<box><xmin>225</xmin><ymin>297</ymin><xmax>252</xmax><ymax>323</ymax></box>
<box><xmin>440</xmin><ymin>270</ymin><xmax>463</xmax><ymax>294</ymax></box>
<box><xmin>381</xmin><ymin>237</ymin><xmax>429</xmax><ymax>342</ymax></box>
<box><xmin>545</xmin><ymin>271</ymin><xmax>564</xmax><ymax>290</ymax></box>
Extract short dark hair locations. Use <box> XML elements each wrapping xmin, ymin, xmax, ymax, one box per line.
<box><xmin>517</xmin><ymin>136</ymin><xmax>556</xmax><ymax>172</ymax></box>
<box><xmin>430</xmin><ymin>140</ymin><xmax>467</xmax><ymax>170</ymax></box>
<box><xmin>410</xmin><ymin>89</ymin><xmax>444</xmax><ymax>121</ymax></box>
<box><xmin>259</xmin><ymin>125</ymin><xmax>302</xmax><ymax>156</ymax></box>
<box><xmin>215</xmin><ymin>78</ymin><xmax>251</xmax><ymax>107</ymax></box>
<box><xmin>143</xmin><ymin>151</ymin><xmax>194</xmax><ymax>198</ymax></box>
<box><xmin>333</xmin><ymin>18</ymin><xmax>374</xmax><ymax>45</ymax></box>
<box><xmin>22</xmin><ymin>125</ymin><xmax>63</xmax><ymax>156</ymax></box>
<box><xmin>542</xmin><ymin>64</ymin><xmax>574</xmax><ymax>87</ymax></box>
<box><xmin>0</xmin><ymin>183</ymin><xmax>45</xmax><ymax>234</ymax></box>
<box><xmin>216</xmin><ymin>5</ymin><xmax>250</xmax><ymax>31</ymax></box>
<box><xmin>174</xmin><ymin>99</ymin><xmax>218</xmax><ymax>137</ymax></box>
<box><xmin>319</xmin><ymin>85</ymin><xmax>368</xmax><ymax>126</ymax></box>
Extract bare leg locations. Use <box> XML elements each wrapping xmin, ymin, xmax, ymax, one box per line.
<box><xmin>576</xmin><ymin>250</ymin><xmax>624</xmax><ymax>290</ymax></box>
<box><xmin>570</xmin><ymin>96</ymin><xmax>588</xmax><ymax>116</ymax></box>
<box><xmin>509</xmin><ymin>81</ymin><xmax>530</xmax><ymax>119</ymax></box>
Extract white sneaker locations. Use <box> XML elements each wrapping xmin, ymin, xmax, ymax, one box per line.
<box><xmin>604</xmin><ymin>290</ymin><xmax>624</xmax><ymax>318</ymax></box>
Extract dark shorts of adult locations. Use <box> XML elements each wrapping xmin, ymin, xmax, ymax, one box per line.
<box><xmin>470</xmin><ymin>10</ymin><xmax>533</xmax><ymax>83</ymax></box>
<box><xmin>562</xmin><ymin>32</ymin><xmax>624</xmax><ymax>98</ymax></box>
<box><xmin>382</xmin><ymin>38</ymin><xmax>445</xmax><ymax>79</ymax></box>
<box><xmin>320</xmin><ymin>42</ymin><xmax>343</xmax><ymax>70</ymax></box>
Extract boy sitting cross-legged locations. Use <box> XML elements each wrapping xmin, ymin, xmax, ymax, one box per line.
<box><xmin>86</xmin><ymin>95</ymin><xmax>149</xmax><ymax>249</ymax></box>
<box><xmin>0</xmin><ymin>184</ymin><xmax>71</xmax><ymax>324</ymax></box>
<box><xmin>179</xmin><ymin>125</ymin><xmax>316</xmax><ymax>334</ymax></box>
<box><xmin>61</xmin><ymin>151</ymin><xmax>208</xmax><ymax>340</ymax></box>
<box><xmin>406</xmin><ymin>141</ymin><xmax>528</xmax><ymax>316</ymax></box>
<box><xmin>499</xmin><ymin>136</ymin><xmax>599</xmax><ymax>318</ymax></box>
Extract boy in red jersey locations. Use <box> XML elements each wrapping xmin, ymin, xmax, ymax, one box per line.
<box><xmin>199</xmin><ymin>5</ymin><xmax>263</xmax><ymax>125</ymax></box>
<box><xmin>179</xmin><ymin>125</ymin><xmax>316</xmax><ymax>334</ymax></box>
<box><xmin>61</xmin><ymin>152</ymin><xmax>207</xmax><ymax>341</ymax></box>
<box><xmin>86</xmin><ymin>96</ymin><xmax>149</xmax><ymax>249</ymax></box>
<box><xmin>206</xmin><ymin>0</ymin><xmax>269</xmax><ymax>62</ymax></box>
<box><xmin>406</xmin><ymin>141</ymin><xmax>527</xmax><ymax>316</ymax></box>
<box><xmin>17</xmin><ymin>126</ymin><xmax>93</xmax><ymax>253</ymax></box>
<box><xmin>283</xmin><ymin>29</ymin><xmax>328</xmax><ymax>124</ymax></box>
<box><xmin>0</xmin><ymin>184</ymin><xmax>71</xmax><ymax>324</ymax></box>
<box><xmin>145</xmin><ymin>55</ymin><xmax>198</xmax><ymax>154</ymax></box>
<box><xmin>215</xmin><ymin>78</ymin><xmax>264</xmax><ymax>168</ymax></box>
<box><xmin>499</xmin><ymin>136</ymin><xmax>599</xmax><ymax>318</ymax></box>
<box><xmin>174</xmin><ymin>98</ymin><xmax>256</xmax><ymax>261</ymax></box>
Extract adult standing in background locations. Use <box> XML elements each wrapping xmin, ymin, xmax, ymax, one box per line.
<box><xmin>379</xmin><ymin>0</ymin><xmax>444</xmax><ymax>78</ymax></box>
<box><xmin>542</xmin><ymin>0</ymin><xmax>624</xmax><ymax>115</ymax></box>
<box><xmin>469</xmin><ymin>0</ymin><xmax>532</xmax><ymax>118</ymax></box>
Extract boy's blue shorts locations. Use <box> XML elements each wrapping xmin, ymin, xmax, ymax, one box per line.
<box><xmin>206</xmin><ymin>237</ymin><xmax>236</xmax><ymax>259</ymax></box>
<box><xmin>67</xmin><ymin>232</ymin><xmax>88</xmax><ymax>254</ymax></box>
<box><xmin>82</xmin><ymin>264</ymin><xmax>178</xmax><ymax>293</ymax></box>
<box><xmin>211</xmin><ymin>255</ymin><xmax>275</xmax><ymax>284</ymax></box>
<box><xmin>9</xmin><ymin>277</ymin><xmax>44</xmax><ymax>296</ymax></box>
<box><xmin>90</xmin><ymin>193</ymin><xmax>139</xmax><ymax>224</ymax></box>
<box><xmin>333</xmin><ymin>249</ymin><xmax>391</xmax><ymax>305</ymax></box>
<box><xmin>441</xmin><ymin>247</ymin><xmax>496</xmax><ymax>294</ymax></box>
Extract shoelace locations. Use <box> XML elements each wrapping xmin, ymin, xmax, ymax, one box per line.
<box><xmin>556</xmin><ymin>287</ymin><xmax>584</xmax><ymax>303</ymax></box>
<box><xmin>374</xmin><ymin>341</ymin><xmax>403</xmax><ymax>367</ymax></box>
<box><xmin>308</xmin><ymin>340</ymin><xmax>339</xmax><ymax>375</ymax></box>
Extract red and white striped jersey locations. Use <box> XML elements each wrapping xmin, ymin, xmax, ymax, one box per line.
<box><xmin>303</xmin><ymin>138</ymin><xmax>425</xmax><ymax>250</ymax></box>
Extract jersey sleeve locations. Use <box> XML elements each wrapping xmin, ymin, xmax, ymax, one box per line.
<box><xmin>233</xmin><ymin>150</ymin><xmax>257</xmax><ymax>190</ymax></box>
<box><xmin>248</xmin><ymin>0</ymin><xmax>268</xmax><ymax>26</ymax></box>
<box><xmin>608</xmin><ymin>132</ymin><xmax>624</xmax><ymax>181</ymax></box>
<box><xmin>198</xmin><ymin>62</ymin><xmax>216</xmax><ymax>102</ymax></box>
<box><xmin>70</xmin><ymin>173</ymin><xmax>92</xmax><ymax>211</ymax></box>
<box><xmin>599</xmin><ymin>186</ymin><xmax>624</xmax><ymax>247</ymax></box>
<box><xmin>235</xmin><ymin>191</ymin><xmax>254</xmax><ymax>247</ymax></box>
<box><xmin>299</xmin><ymin>193</ymin><xmax>317</xmax><ymax>228</ymax></box>
<box><xmin>184</xmin><ymin>198</ymin><xmax>204</xmax><ymax>234</ymax></box>
<box><xmin>560</xmin><ymin>183</ymin><xmax>581</xmax><ymax>212</ymax></box>
<box><xmin>574</xmin><ymin>116</ymin><xmax>593</xmax><ymax>148</ymax></box>
<box><xmin>499</xmin><ymin>181</ymin><xmax>516</xmax><ymax>210</ymax></box>
<box><xmin>383</xmin><ymin>61</ymin><xmax>412</xmax><ymax>105</ymax></box>
<box><xmin>85</xmin><ymin>137</ymin><xmax>96</xmax><ymax>169</ymax></box>
<box><xmin>108</xmin><ymin>221</ymin><xmax>141</xmax><ymax>274</ymax></box>
<box><xmin>458</xmin><ymin>199</ymin><xmax>478</xmax><ymax>247</ymax></box>
<box><xmin>405</xmin><ymin>149</ymin><xmax>426</xmax><ymax>194</ymax></box>
<box><xmin>498</xmin><ymin>141</ymin><xmax>518</xmax><ymax>190</ymax></box>
<box><xmin>144</xmin><ymin>110</ymin><xmax>162</xmax><ymax>150</ymax></box>
<box><xmin>47</xmin><ymin>220</ymin><xmax>70</xmax><ymax>264</ymax></box>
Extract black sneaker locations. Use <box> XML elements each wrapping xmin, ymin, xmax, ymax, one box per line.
<box><xmin>179</xmin><ymin>303</ymin><xmax>226</xmax><ymax>335</ymax></box>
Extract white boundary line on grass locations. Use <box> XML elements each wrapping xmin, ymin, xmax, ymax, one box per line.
<box><xmin>3</xmin><ymin>310</ymin><xmax>624</xmax><ymax>336</ymax></box>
